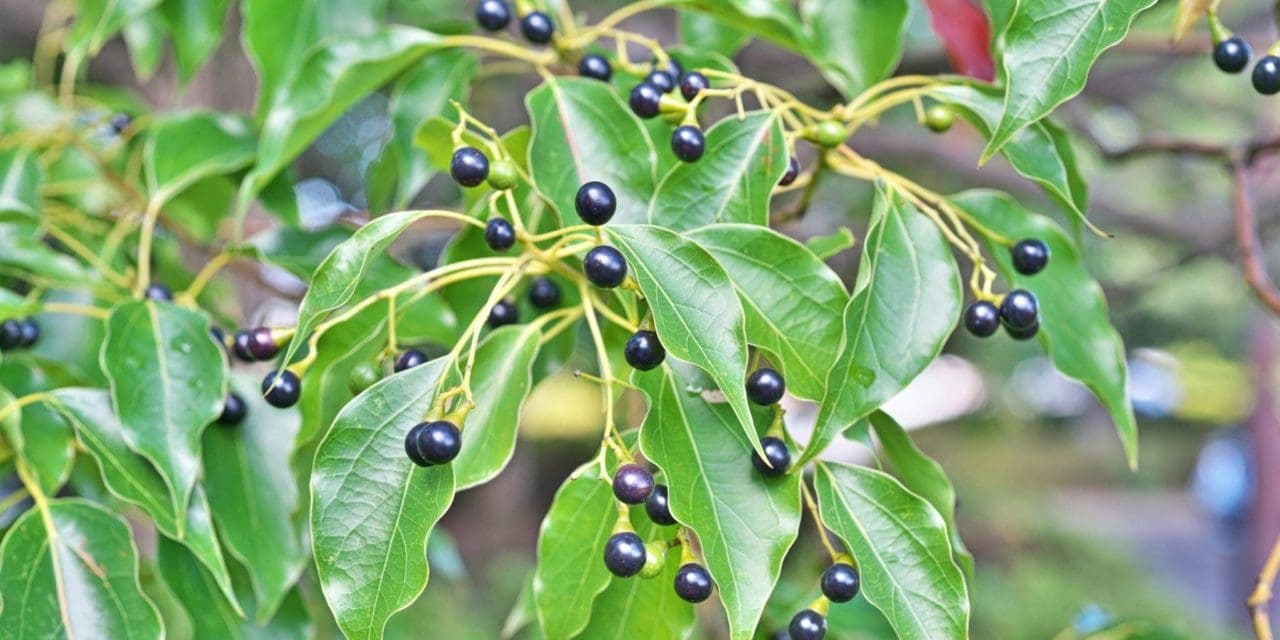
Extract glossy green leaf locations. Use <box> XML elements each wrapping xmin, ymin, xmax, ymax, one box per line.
<box><xmin>636</xmin><ymin>366</ymin><xmax>801</xmax><ymax>640</ymax></box>
<box><xmin>311</xmin><ymin>358</ymin><xmax>456</xmax><ymax>640</ymax></box>
<box><xmin>66</xmin><ymin>0</ymin><xmax>161</xmax><ymax>55</ymax></box>
<box><xmin>649</xmin><ymin>111</ymin><xmax>787</xmax><ymax>231</ymax></box>
<box><xmin>689</xmin><ymin>224</ymin><xmax>847</xmax><ymax>401</ymax></box>
<box><xmin>0</xmin><ymin>386</ymin><xmax>73</xmax><ymax>496</ymax></box>
<box><xmin>0</xmin><ymin>499</ymin><xmax>163</xmax><ymax>639</ymax></box>
<box><xmin>451</xmin><ymin>325</ymin><xmax>540</xmax><ymax>490</ymax></box>
<box><xmin>606</xmin><ymin>224</ymin><xmax>760</xmax><ymax>456</ymax></box>
<box><xmin>145</xmin><ymin>111</ymin><xmax>256</xmax><ymax>205</ymax></box>
<box><xmin>533</xmin><ymin>466</ymin><xmax>615</xmax><ymax>640</ymax></box>
<box><xmin>678</xmin><ymin>0</ymin><xmax>804</xmax><ymax>50</ymax></box>
<box><xmin>0</xmin><ymin>149</ymin><xmax>42</xmax><ymax>220</ymax></box>
<box><xmin>527</xmin><ymin>77</ymin><xmax>657</xmax><ymax>225</ymax></box>
<box><xmin>203</xmin><ymin>374</ymin><xmax>306</xmax><ymax>621</ymax></box>
<box><xmin>121</xmin><ymin>10</ymin><xmax>167</xmax><ymax>82</ymax></box>
<box><xmin>677</xmin><ymin>12</ymin><xmax>749</xmax><ymax>58</ymax></box>
<box><xmin>805</xmin><ymin>226</ymin><xmax>856</xmax><ymax>260</ymax></box>
<box><xmin>297</xmin><ymin>304</ymin><xmax>389</xmax><ymax>445</ymax></box>
<box><xmin>815</xmin><ymin>462</ymin><xmax>970</xmax><ymax>640</ymax></box>
<box><xmin>951</xmin><ymin>189</ymin><xmax>1136</xmax><ymax>467</ymax></box>
<box><xmin>983</xmin><ymin>0</ymin><xmax>1156</xmax><ymax>160</ymax></box>
<box><xmin>799</xmin><ymin>0</ymin><xmax>909</xmax><ymax>98</ymax></box>
<box><xmin>101</xmin><ymin>300</ymin><xmax>228</xmax><ymax>528</ymax></box>
<box><xmin>160</xmin><ymin>0</ymin><xmax>233</xmax><ymax>82</ymax></box>
<box><xmin>801</xmin><ymin>185</ymin><xmax>961</xmax><ymax>467</ymax></box>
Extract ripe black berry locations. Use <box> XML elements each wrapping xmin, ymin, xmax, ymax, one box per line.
<box><xmin>1254</xmin><ymin>55</ymin><xmax>1280</xmax><ymax>94</ymax></box>
<box><xmin>821</xmin><ymin>563</ymin><xmax>861</xmax><ymax>603</ymax></box>
<box><xmin>629</xmin><ymin>83</ymin><xmax>663</xmax><ymax>119</ymax></box>
<box><xmin>145</xmin><ymin>283</ymin><xmax>173</xmax><ymax>301</ymax></box>
<box><xmin>963</xmin><ymin>301</ymin><xmax>1000</xmax><ymax>338</ymax></box>
<box><xmin>603</xmin><ymin>531</ymin><xmax>647</xmax><ymax>578</ymax></box>
<box><xmin>583</xmin><ymin>246</ymin><xmax>627</xmax><ymax>288</ymax></box>
<box><xmin>674</xmin><ymin>563</ymin><xmax>714</xmax><ymax>603</ymax></box>
<box><xmin>109</xmin><ymin>113</ymin><xmax>131</xmax><ymax>134</ymax></box>
<box><xmin>612</xmin><ymin>463</ymin><xmax>655</xmax><ymax>504</ymax></box>
<box><xmin>578</xmin><ymin>54</ymin><xmax>612</xmax><ymax>81</ymax></box>
<box><xmin>679</xmin><ymin>72</ymin><xmax>709</xmax><ymax>101</ymax></box>
<box><xmin>485</xmin><ymin>217</ymin><xmax>516</xmax><ymax>252</ymax></box>
<box><xmin>475</xmin><ymin>0</ymin><xmax>511</xmax><ymax>31</ymax></box>
<box><xmin>646</xmin><ymin>70</ymin><xmax>676</xmax><ymax>94</ymax></box>
<box><xmin>18</xmin><ymin>319</ymin><xmax>39</xmax><ymax>348</ymax></box>
<box><xmin>529</xmin><ymin>277</ymin><xmax>561</xmax><ymax>309</ymax></box>
<box><xmin>406</xmin><ymin>420</ymin><xmax>462</xmax><ymax>466</ymax></box>
<box><xmin>247</xmin><ymin>326</ymin><xmax>278</xmax><ymax>360</ymax></box>
<box><xmin>789</xmin><ymin>609</ymin><xmax>827</xmax><ymax>640</ymax></box>
<box><xmin>655</xmin><ymin>56</ymin><xmax>682</xmax><ymax>81</ymax></box>
<box><xmin>746</xmin><ymin>368</ymin><xmax>785</xmax><ymax>405</ymax></box>
<box><xmin>779</xmin><ymin>156</ymin><xmax>800</xmax><ymax>187</ymax></box>
<box><xmin>232</xmin><ymin>329</ymin><xmax>256</xmax><ymax>362</ymax></box>
<box><xmin>261</xmin><ymin>370</ymin><xmax>301</xmax><ymax>408</ymax></box>
<box><xmin>645</xmin><ymin>484</ymin><xmax>677</xmax><ymax>525</ymax></box>
<box><xmin>752</xmin><ymin>436</ymin><xmax>791</xmax><ymax>477</ymax></box>
<box><xmin>999</xmin><ymin>289</ymin><xmax>1039</xmax><ymax>332</ymax></box>
<box><xmin>488</xmin><ymin>299</ymin><xmax>519</xmax><ymax>328</ymax></box>
<box><xmin>625</xmin><ymin>330</ymin><xmax>665</xmax><ymax>371</ymax></box>
<box><xmin>1214</xmin><ymin>36</ymin><xmax>1251</xmax><ymax>74</ymax></box>
<box><xmin>1006</xmin><ymin>319</ymin><xmax>1040</xmax><ymax>341</ymax></box>
<box><xmin>218</xmin><ymin>392</ymin><xmax>247</xmax><ymax>426</ymax></box>
<box><xmin>450</xmin><ymin>147</ymin><xmax>490</xmax><ymax>187</ymax></box>
<box><xmin>671</xmin><ymin>125</ymin><xmax>706</xmax><ymax>163</ymax></box>
<box><xmin>1011</xmin><ymin>238</ymin><xmax>1049</xmax><ymax>275</ymax></box>
<box><xmin>394</xmin><ymin>348</ymin><xmax>428</xmax><ymax>372</ymax></box>
<box><xmin>0</xmin><ymin>319</ymin><xmax>23</xmax><ymax>350</ymax></box>
<box><xmin>575</xmin><ymin>181</ymin><xmax>617</xmax><ymax>225</ymax></box>
<box><xmin>520</xmin><ymin>11</ymin><xmax>554</xmax><ymax>44</ymax></box>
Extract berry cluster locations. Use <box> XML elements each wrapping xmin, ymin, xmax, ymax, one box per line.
<box><xmin>963</xmin><ymin>238</ymin><xmax>1047</xmax><ymax>341</ymax></box>
<box><xmin>213</xmin><ymin>323</ymin><xmax>301</xmax><ymax>413</ymax></box>
<box><xmin>779</xmin><ymin>562</ymin><xmax>862</xmax><ymax>639</ymax></box>
<box><xmin>405</xmin><ymin>420</ymin><xmax>462</xmax><ymax>466</ymax></box>
<box><xmin>0</xmin><ymin>317</ymin><xmax>39</xmax><ymax>351</ymax></box>
<box><xmin>1206</xmin><ymin>23</ymin><xmax>1280</xmax><ymax>96</ymax></box>
<box><xmin>624</xmin><ymin>56</ymin><xmax>713</xmax><ymax>163</ymax></box>
<box><xmin>475</xmin><ymin>0</ymin><xmax>555</xmax><ymax>45</ymax></box>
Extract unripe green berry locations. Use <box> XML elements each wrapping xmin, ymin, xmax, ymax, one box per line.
<box><xmin>924</xmin><ymin>105</ymin><xmax>954</xmax><ymax>133</ymax></box>
<box><xmin>812</xmin><ymin>121</ymin><xmax>847</xmax><ymax>149</ymax></box>
<box><xmin>487</xmin><ymin>159</ymin><xmax>519</xmax><ymax>190</ymax></box>
<box><xmin>348</xmin><ymin>362</ymin><xmax>381</xmax><ymax>394</ymax></box>
<box><xmin>638</xmin><ymin>542</ymin><xmax>667</xmax><ymax>579</ymax></box>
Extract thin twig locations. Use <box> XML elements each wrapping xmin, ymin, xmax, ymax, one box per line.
<box><xmin>1249</xmin><ymin>530</ymin><xmax>1280</xmax><ymax>640</ymax></box>
<box><xmin>1231</xmin><ymin>163</ymin><xmax>1280</xmax><ymax>317</ymax></box>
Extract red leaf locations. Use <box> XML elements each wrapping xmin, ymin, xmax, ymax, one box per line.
<box><xmin>924</xmin><ymin>0</ymin><xmax>996</xmax><ymax>81</ymax></box>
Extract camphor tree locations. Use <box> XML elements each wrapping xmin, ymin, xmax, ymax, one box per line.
<box><xmin>4</xmin><ymin>0</ymin><xmax>1248</xmax><ymax>638</ymax></box>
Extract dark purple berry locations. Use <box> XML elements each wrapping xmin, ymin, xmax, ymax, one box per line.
<box><xmin>247</xmin><ymin>326</ymin><xmax>278</xmax><ymax>360</ymax></box>
<box><xmin>752</xmin><ymin>436</ymin><xmax>791</xmax><ymax>478</ymax></box>
<box><xmin>218</xmin><ymin>393</ymin><xmax>247</xmax><ymax>425</ymax></box>
<box><xmin>671</xmin><ymin>125</ymin><xmax>705</xmax><ymax>162</ymax></box>
<box><xmin>450</xmin><ymin>147</ymin><xmax>490</xmax><ymax>187</ymax></box>
<box><xmin>629</xmin><ymin>83</ymin><xmax>663</xmax><ymax>119</ymax></box>
<box><xmin>779</xmin><ymin>156</ymin><xmax>801</xmax><ymax>186</ymax></box>
<box><xmin>645</xmin><ymin>484</ymin><xmax>677</xmax><ymax>526</ymax></box>
<box><xmin>488</xmin><ymin>299</ymin><xmax>519</xmax><ymax>328</ymax></box>
<box><xmin>1011</xmin><ymin>238</ymin><xmax>1049</xmax><ymax>275</ymax></box>
<box><xmin>999</xmin><ymin>289</ymin><xmax>1039</xmax><ymax>332</ymax></box>
<box><xmin>475</xmin><ymin>0</ymin><xmax>511</xmax><ymax>31</ymax></box>
<box><xmin>646</xmin><ymin>70</ymin><xmax>675</xmax><ymax>93</ymax></box>
<box><xmin>485</xmin><ymin>218</ymin><xmax>516</xmax><ymax>252</ymax></box>
<box><xmin>575</xmin><ymin>181</ymin><xmax>617</xmax><ymax>225</ymax></box>
<box><xmin>679</xmin><ymin>71</ymin><xmax>709</xmax><ymax>101</ymax></box>
<box><xmin>1254</xmin><ymin>55</ymin><xmax>1280</xmax><ymax>94</ymax></box>
<box><xmin>603</xmin><ymin>531</ymin><xmax>647</xmax><ymax>578</ymax></box>
<box><xmin>963</xmin><ymin>301</ymin><xmax>1000</xmax><ymax>338</ymax></box>
<box><xmin>394</xmin><ymin>349</ymin><xmax>428</xmax><ymax>372</ymax></box>
<box><xmin>821</xmin><ymin>563</ymin><xmax>860</xmax><ymax>602</ymax></box>
<box><xmin>789</xmin><ymin>609</ymin><xmax>827</xmax><ymax>640</ymax></box>
<box><xmin>1214</xmin><ymin>36</ymin><xmax>1251</xmax><ymax>74</ymax></box>
<box><xmin>406</xmin><ymin>420</ymin><xmax>462</xmax><ymax>466</ymax></box>
<box><xmin>746</xmin><ymin>368</ymin><xmax>785</xmax><ymax>405</ymax></box>
<box><xmin>145</xmin><ymin>283</ymin><xmax>172</xmax><ymax>301</ymax></box>
<box><xmin>529</xmin><ymin>277</ymin><xmax>561</xmax><ymax>309</ymax></box>
<box><xmin>232</xmin><ymin>329</ymin><xmax>256</xmax><ymax>362</ymax></box>
<box><xmin>674</xmin><ymin>563</ymin><xmax>714</xmax><ymax>603</ymax></box>
<box><xmin>261</xmin><ymin>369</ymin><xmax>301</xmax><ymax>408</ymax></box>
<box><xmin>612</xmin><ymin>463</ymin><xmax>655</xmax><ymax>504</ymax></box>
<box><xmin>578</xmin><ymin>54</ymin><xmax>612</xmax><ymax>81</ymax></box>
<box><xmin>520</xmin><ymin>11</ymin><xmax>554</xmax><ymax>44</ymax></box>
<box><xmin>583</xmin><ymin>246</ymin><xmax>627</xmax><ymax>288</ymax></box>
<box><xmin>625</xmin><ymin>330</ymin><xmax>665</xmax><ymax>371</ymax></box>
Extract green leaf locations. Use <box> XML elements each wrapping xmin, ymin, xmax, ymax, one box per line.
<box><xmin>121</xmin><ymin>10</ymin><xmax>167</xmax><ymax>82</ymax></box>
<box><xmin>950</xmin><ymin>189</ymin><xmax>1136</xmax><ymax>467</ymax></box>
<box><xmin>606</xmin><ymin>224</ymin><xmax>760</xmax><ymax>456</ymax></box>
<box><xmin>311</xmin><ymin>358</ymin><xmax>456</xmax><ymax>640</ymax></box>
<box><xmin>0</xmin><ymin>499</ymin><xmax>163</xmax><ymax>639</ymax></box>
<box><xmin>145</xmin><ymin>111</ymin><xmax>256</xmax><ymax>205</ymax></box>
<box><xmin>804</xmin><ymin>226</ymin><xmax>856</xmax><ymax>260</ymax></box>
<box><xmin>636</xmin><ymin>366</ymin><xmax>801</xmax><ymax>640</ymax></box>
<box><xmin>203</xmin><ymin>374</ymin><xmax>306</xmax><ymax>621</ymax></box>
<box><xmin>48</xmin><ymin>387</ymin><xmax>242</xmax><ymax>614</ymax></box>
<box><xmin>678</xmin><ymin>0</ymin><xmax>805</xmax><ymax>50</ymax></box>
<box><xmin>101</xmin><ymin>300</ymin><xmax>228</xmax><ymax>529</ymax></box>
<box><xmin>865</xmin><ymin>410</ymin><xmax>973</xmax><ymax>576</ymax></box>
<box><xmin>296</xmin><ymin>303</ymin><xmax>389</xmax><ymax>445</ymax></box>
<box><xmin>66</xmin><ymin>0</ymin><xmax>162</xmax><ymax>55</ymax></box>
<box><xmin>932</xmin><ymin>81</ymin><xmax>1090</xmax><ymax>226</ymax></box>
<box><xmin>814</xmin><ymin>462</ymin><xmax>970</xmax><ymax>640</ymax></box>
<box><xmin>801</xmin><ymin>185</ymin><xmax>961</xmax><ymax>467</ymax></box>
<box><xmin>451</xmin><ymin>324</ymin><xmax>541</xmax><ymax>490</ymax></box>
<box><xmin>0</xmin><ymin>149</ymin><xmax>42</xmax><ymax>220</ymax></box>
<box><xmin>982</xmin><ymin>0</ymin><xmax>1156</xmax><ymax>161</ymax></box>
<box><xmin>159</xmin><ymin>0</ymin><xmax>233</xmax><ymax>82</ymax></box>
<box><xmin>527</xmin><ymin>77</ymin><xmax>657</xmax><ymax>225</ymax></box>
<box><xmin>677</xmin><ymin>12</ymin><xmax>749</xmax><ymax>58</ymax></box>
<box><xmin>799</xmin><ymin>0</ymin><xmax>909</xmax><ymax>98</ymax></box>
<box><xmin>688</xmin><ymin>224</ymin><xmax>847</xmax><ymax>401</ymax></box>
<box><xmin>533</xmin><ymin>466</ymin><xmax>615</xmax><ymax>640</ymax></box>
<box><xmin>0</xmin><ymin>386</ymin><xmax>73</xmax><ymax>496</ymax></box>
<box><xmin>0</xmin><ymin>228</ymin><xmax>99</xmax><ymax>290</ymax></box>
<box><xmin>649</xmin><ymin>111</ymin><xmax>787</xmax><ymax>231</ymax></box>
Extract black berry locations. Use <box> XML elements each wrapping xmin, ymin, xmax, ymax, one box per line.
<box><xmin>529</xmin><ymin>277</ymin><xmax>561</xmax><ymax>309</ymax></box>
<box><xmin>261</xmin><ymin>369</ymin><xmax>301</xmax><ymax>408</ymax></box>
<box><xmin>603</xmin><ymin>531</ymin><xmax>647</xmax><ymax>578</ymax></box>
<box><xmin>488</xmin><ymin>299</ymin><xmax>519</xmax><ymax>328</ymax></box>
<box><xmin>583</xmin><ymin>246</ymin><xmax>628</xmax><ymax>288</ymax></box>
<box><xmin>520</xmin><ymin>11</ymin><xmax>554</xmax><ymax>44</ymax></box>
<box><xmin>1254</xmin><ymin>55</ymin><xmax>1280</xmax><ymax>94</ymax></box>
<box><xmin>645</xmin><ymin>484</ymin><xmax>677</xmax><ymax>525</ymax></box>
<box><xmin>999</xmin><ymin>289</ymin><xmax>1039</xmax><ymax>332</ymax></box>
<box><xmin>779</xmin><ymin>156</ymin><xmax>800</xmax><ymax>187</ymax></box>
<box><xmin>1214</xmin><ymin>36</ymin><xmax>1251</xmax><ymax>74</ymax></box>
<box><xmin>629</xmin><ymin>83</ymin><xmax>663</xmax><ymax>119</ymax></box>
<box><xmin>485</xmin><ymin>218</ymin><xmax>516</xmax><ymax>252</ymax></box>
<box><xmin>0</xmin><ymin>319</ymin><xmax>23</xmax><ymax>350</ymax></box>
<box><xmin>789</xmin><ymin>609</ymin><xmax>827</xmax><ymax>640</ymax></box>
<box><xmin>210</xmin><ymin>326</ymin><xmax>226</xmax><ymax>348</ymax></box>
<box><xmin>671</xmin><ymin>125</ymin><xmax>705</xmax><ymax>163</ymax></box>
<box><xmin>475</xmin><ymin>0</ymin><xmax>511</xmax><ymax>31</ymax></box>
<box><xmin>963</xmin><ymin>301</ymin><xmax>1000</xmax><ymax>338</ymax></box>
<box><xmin>821</xmin><ymin>563</ymin><xmax>861</xmax><ymax>603</ymax></box>
<box><xmin>218</xmin><ymin>393</ymin><xmax>247</xmax><ymax>426</ymax></box>
<box><xmin>655</xmin><ymin>56</ymin><xmax>682</xmax><ymax>81</ymax></box>
<box><xmin>232</xmin><ymin>329</ymin><xmax>256</xmax><ymax>362</ymax></box>
<box><xmin>406</xmin><ymin>420</ymin><xmax>462</xmax><ymax>466</ymax></box>
<box><xmin>1006</xmin><ymin>319</ymin><xmax>1040</xmax><ymax>341</ymax></box>
<box><xmin>575</xmin><ymin>181</ymin><xmax>617</xmax><ymax>225</ymax></box>
<box><xmin>646</xmin><ymin>70</ymin><xmax>676</xmax><ymax>94</ymax></box>
<box><xmin>145</xmin><ymin>283</ymin><xmax>173</xmax><ymax>301</ymax></box>
<box><xmin>18</xmin><ymin>319</ymin><xmax>39</xmax><ymax>348</ymax></box>
<box><xmin>1011</xmin><ymin>238</ymin><xmax>1049</xmax><ymax>275</ymax></box>
<box><xmin>394</xmin><ymin>349</ymin><xmax>428</xmax><ymax>372</ymax></box>
<box><xmin>679</xmin><ymin>72</ymin><xmax>709</xmax><ymax>101</ymax></box>
<box><xmin>109</xmin><ymin>113</ymin><xmax>131</xmax><ymax>134</ymax></box>
<box><xmin>625</xmin><ymin>330</ymin><xmax>665</xmax><ymax>371</ymax></box>
<box><xmin>674</xmin><ymin>563</ymin><xmax>714</xmax><ymax>603</ymax></box>
<box><xmin>752</xmin><ymin>436</ymin><xmax>791</xmax><ymax>477</ymax></box>
<box><xmin>450</xmin><ymin>147</ymin><xmax>490</xmax><ymax>188</ymax></box>
<box><xmin>578</xmin><ymin>54</ymin><xmax>612</xmax><ymax>81</ymax></box>
<box><xmin>746</xmin><ymin>368</ymin><xmax>785</xmax><ymax>405</ymax></box>
<box><xmin>247</xmin><ymin>326</ymin><xmax>278</xmax><ymax>360</ymax></box>
<box><xmin>612</xmin><ymin>463</ymin><xmax>655</xmax><ymax>504</ymax></box>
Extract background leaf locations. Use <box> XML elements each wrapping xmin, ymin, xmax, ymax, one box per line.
<box><xmin>145</xmin><ymin>111</ymin><xmax>256</xmax><ymax>205</ymax></box>
<box><xmin>159</xmin><ymin>0</ymin><xmax>233</xmax><ymax>82</ymax></box>
<box><xmin>0</xmin><ymin>149</ymin><xmax>42</xmax><ymax>220</ymax></box>
<box><xmin>799</xmin><ymin>0</ymin><xmax>909</xmax><ymax>98</ymax></box>
<box><xmin>533</xmin><ymin>466</ymin><xmax>615</xmax><ymax>640</ymax></box>
<box><xmin>66</xmin><ymin>0</ymin><xmax>161</xmax><ymax>55</ymax></box>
